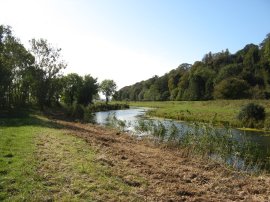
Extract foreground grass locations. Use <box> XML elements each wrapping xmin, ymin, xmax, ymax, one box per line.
<box><xmin>121</xmin><ymin>100</ymin><xmax>270</xmax><ymax>129</ymax></box>
<box><xmin>0</xmin><ymin>116</ymin><xmax>49</xmax><ymax>201</ymax></box>
<box><xmin>0</xmin><ymin>115</ymin><xmax>140</xmax><ymax>201</ymax></box>
<box><xmin>1</xmin><ymin>111</ymin><xmax>270</xmax><ymax>201</ymax></box>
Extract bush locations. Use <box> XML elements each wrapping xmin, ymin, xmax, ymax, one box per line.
<box><xmin>88</xmin><ymin>103</ymin><xmax>129</xmax><ymax>112</ymax></box>
<box><xmin>64</xmin><ymin>104</ymin><xmax>85</xmax><ymax>119</ymax></box>
<box><xmin>72</xmin><ymin>104</ymin><xmax>85</xmax><ymax>119</ymax></box>
<box><xmin>237</xmin><ymin>103</ymin><xmax>265</xmax><ymax>127</ymax></box>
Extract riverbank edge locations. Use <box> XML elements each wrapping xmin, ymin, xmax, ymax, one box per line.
<box><xmin>145</xmin><ymin>113</ymin><xmax>270</xmax><ymax>134</ymax></box>
<box><xmin>36</xmin><ymin>115</ymin><xmax>270</xmax><ymax>200</ymax></box>
<box><xmin>1</xmin><ymin>112</ymin><xmax>270</xmax><ymax>200</ymax></box>
<box><xmin>115</xmin><ymin>100</ymin><xmax>270</xmax><ymax>132</ymax></box>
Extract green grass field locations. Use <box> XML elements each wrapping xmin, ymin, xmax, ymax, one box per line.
<box><xmin>0</xmin><ymin>114</ymin><xmax>139</xmax><ymax>201</ymax></box>
<box><xmin>121</xmin><ymin>100</ymin><xmax>270</xmax><ymax>129</ymax></box>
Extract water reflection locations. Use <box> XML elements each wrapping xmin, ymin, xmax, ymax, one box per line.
<box><xmin>94</xmin><ymin>107</ymin><xmax>270</xmax><ymax>160</ymax></box>
<box><xmin>94</xmin><ymin>108</ymin><xmax>147</xmax><ymax>126</ymax></box>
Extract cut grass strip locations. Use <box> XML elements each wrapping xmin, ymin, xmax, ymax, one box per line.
<box><xmin>36</xmin><ymin>130</ymin><xmax>141</xmax><ymax>201</ymax></box>
<box><xmin>0</xmin><ymin>115</ymin><xmax>141</xmax><ymax>201</ymax></box>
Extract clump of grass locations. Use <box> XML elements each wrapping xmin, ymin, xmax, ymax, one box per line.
<box><xmin>151</xmin><ymin>121</ymin><xmax>167</xmax><ymax>142</ymax></box>
<box><xmin>134</xmin><ymin>119</ymin><xmax>152</xmax><ymax>133</ymax></box>
<box><xmin>133</xmin><ymin>118</ymin><xmax>270</xmax><ymax>172</ymax></box>
<box><xmin>167</xmin><ymin>122</ymin><xmax>179</xmax><ymax>143</ymax></box>
<box><xmin>105</xmin><ymin>112</ymin><xmax>129</xmax><ymax>132</ymax></box>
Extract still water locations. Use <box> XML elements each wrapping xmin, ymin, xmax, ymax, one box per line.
<box><xmin>94</xmin><ymin>108</ymin><xmax>270</xmax><ymax>151</ymax></box>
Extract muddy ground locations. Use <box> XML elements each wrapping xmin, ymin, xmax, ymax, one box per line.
<box><xmin>50</xmin><ymin>118</ymin><xmax>270</xmax><ymax>201</ymax></box>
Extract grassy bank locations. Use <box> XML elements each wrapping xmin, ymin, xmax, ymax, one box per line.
<box><xmin>0</xmin><ymin>114</ymin><xmax>140</xmax><ymax>201</ymax></box>
<box><xmin>1</xmin><ymin>111</ymin><xmax>270</xmax><ymax>200</ymax></box>
<box><xmin>121</xmin><ymin>100</ymin><xmax>270</xmax><ymax>130</ymax></box>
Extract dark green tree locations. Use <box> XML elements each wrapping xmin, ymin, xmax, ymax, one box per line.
<box><xmin>184</xmin><ymin>63</ymin><xmax>215</xmax><ymax>100</ymax></box>
<box><xmin>62</xmin><ymin>73</ymin><xmax>83</xmax><ymax>105</ymax></box>
<box><xmin>213</xmin><ymin>77</ymin><xmax>250</xmax><ymax>99</ymax></box>
<box><xmin>0</xmin><ymin>25</ymin><xmax>35</xmax><ymax>108</ymax></box>
<box><xmin>144</xmin><ymin>84</ymin><xmax>160</xmax><ymax>101</ymax></box>
<box><xmin>260</xmin><ymin>33</ymin><xmax>270</xmax><ymax>67</ymax></box>
<box><xmin>77</xmin><ymin>75</ymin><xmax>98</xmax><ymax>106</ymax></box>
<box><xmin>215</xmin><ymin>64</ymin><xmax>242</xmax><ymax>84</ymax></box>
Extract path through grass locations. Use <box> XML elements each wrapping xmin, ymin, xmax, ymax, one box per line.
<box><xmin>0</xmin><ymin>115</ymin><xmax>141</xmax><ymax>201</ymax></box>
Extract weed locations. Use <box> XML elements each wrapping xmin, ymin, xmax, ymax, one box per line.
<box><xmin>134</xmin><ymin>119</ymin><xmax>150</xmax><ymax>133</ymax></box>
<box><xmin>167</xmin><ymin>122</ymin><xmax>179</xmax><ymax>143</ymax></box>
<box><xmin>105</xmin><ymin>112</ymin><xmax>128</xmax><ymax>132</ymax></box>
<box><xmin>131</xmin><ymin>117</ymin><xmax>269</xmax><ymax>172</ymax></box>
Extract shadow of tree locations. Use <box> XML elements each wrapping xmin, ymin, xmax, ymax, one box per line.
<box><xmin>0</xmin><ymin>113</ymin><xmax>63</xmax><ymax>130</ymax></box>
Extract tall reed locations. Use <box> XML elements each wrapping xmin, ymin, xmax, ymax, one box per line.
<box><xmin>106</xmin><ymin>116</ymin><xmax>270</xmax><ymax>172</ymax></box>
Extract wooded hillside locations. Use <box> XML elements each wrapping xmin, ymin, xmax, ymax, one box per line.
<box><xmin>115</xmin><ymin>34</ymin><xmax>270</xmax><ymax>101</ymax></box>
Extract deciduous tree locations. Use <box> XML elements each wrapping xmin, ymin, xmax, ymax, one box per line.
<box><xmin>29</xmin><ymin>38</ymin><xmax>66</xmax><ymax>107</ymax></box>
<box><xmin>100</xmin><ymin>79</ymin><xmax>117</xmax><ymax>104</ymax></box>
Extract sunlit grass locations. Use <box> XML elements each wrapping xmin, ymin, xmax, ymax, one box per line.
<box><xmin>0</xmin><ymin>118</ymin><xmax>46</xmax><ymax>201</ymax></box>
<box><xmin>0</xmin><ymin>115</ymin><xmax>141</xmax><ymax>201</ymax></box>
<box><xmin>117</xmin><ymin>100</ymin><xmax>270</xmax><ymax>129</ymax></box>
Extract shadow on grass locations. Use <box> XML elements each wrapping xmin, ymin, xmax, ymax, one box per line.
<box><xmin>0</xmin><ymin>109</ymin><xmax>64</xmax><ymax>130</ymax></box>
<box><xmin>0</xmin><ymin>108</ymin><xmax>95</xmax><ymax>135</ymax></box>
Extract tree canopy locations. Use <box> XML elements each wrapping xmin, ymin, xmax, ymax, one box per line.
<box><xmin>0</xmin><ymin>25</ymin><xmax>35</xmax><ymax>108</ymax></box>
<box><xmin>0</xmin><ymin>25</ymin><xmax>99</xmax><ymax>110</ymax></box>
<box><xmin>115</xmin><ymin>33</ymin><xmax>270</xmax><ymax>101</ymax></box>
<box><xmin>29</xmin><ymin>38</ymin><xmax>67</xmax><ymax>107</ymax></box>
<box><xmin>1</xmin><ymin>24</ymin><xmax>270</xmax><ymax>110</ymax></box>
<box><xmin>100</xmin><ymin>79</ymin><xmax>117</xmax><ymax>104</ymax></box>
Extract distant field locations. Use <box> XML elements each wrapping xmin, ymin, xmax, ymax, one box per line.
<box><xmin>121</xmin><ymin>100</ymin><xmax>270</xmax><ymax>129</ymax></box>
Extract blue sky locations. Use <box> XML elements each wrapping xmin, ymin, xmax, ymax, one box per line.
<box><xmin>1</xmin><ymin>0</ymin><xmax>270</xmax><ymax>88</ymax></box>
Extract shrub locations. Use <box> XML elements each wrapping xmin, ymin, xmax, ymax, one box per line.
<box><xmin>237</xmin><ymin>103</ymin><xmax>265</xmax><ymax>127</ymax></box>
<box><xmin>88</xmin><ymin>103</ymin><xmax>129</xmax><ymax>112</ymax></box>
<box><xmin>72</xmin><ymin>104</ymin><xmax>85</xmax><ymax>119</ymax></box>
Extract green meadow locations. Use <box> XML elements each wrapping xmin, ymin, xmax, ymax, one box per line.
<box><xmin>123</xmin><ymin>100</ymin><xmax>270</xmax><ymax>129</ymax></box>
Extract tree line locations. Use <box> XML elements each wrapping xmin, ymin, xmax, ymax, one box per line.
<box><xmin>0</xmin><ymin>25</ymin><xmax>116</xmax><ymax>110</ymax></box>
<box><xmin>115</xmin><ymin>34</ymin><xmax>270</xmax><ymax>101</ymax></box>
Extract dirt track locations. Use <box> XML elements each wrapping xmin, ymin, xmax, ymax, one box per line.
<box><xmin>54</xmin><ymin>119</ymin><xmax>270</xmax><ymax>201</ymax></box>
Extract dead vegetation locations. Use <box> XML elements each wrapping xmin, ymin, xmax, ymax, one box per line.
<box><xmin>44</xmin><ymin>119</ymin><xmax>270</xmax><ymax>201</ymax></box>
